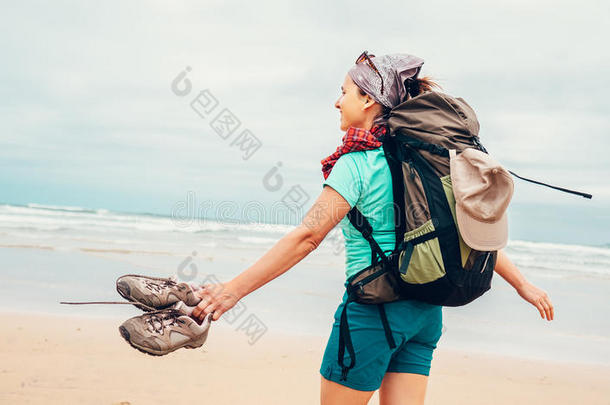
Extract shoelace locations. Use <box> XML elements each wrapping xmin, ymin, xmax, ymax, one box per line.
<box><xmin>60</xmin><ymin>300</ymin><xmax>158</xmax><ymax>311</ymax></box>
<box><xmin>144</xmin><ymin>309</ymin><xmax>186</xmax><ymax>335</ymax></box>
<box><xmin>143</xmin><ymin>278</ymin><xmax>179</xmax><ymax>294</ymax></box>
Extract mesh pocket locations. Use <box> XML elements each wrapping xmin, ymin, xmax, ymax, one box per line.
<box><xmin>399</xmin><ymin>219</ymin><xmax>446</xmax><ymax>284</ymax></box>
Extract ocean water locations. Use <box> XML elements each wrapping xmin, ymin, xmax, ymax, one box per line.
<box><xmin>0</xmin><ymin>203</ymin><xmax>609</xmax><ymax>366</ymax></box>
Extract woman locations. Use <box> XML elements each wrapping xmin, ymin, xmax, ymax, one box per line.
<box><xmin>192</xmin><ymin>52</ymin><xmax>554</xmax><ymax>405</ymax></box>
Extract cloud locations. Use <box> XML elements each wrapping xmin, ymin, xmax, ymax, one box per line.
<box><xmin>1</xmin><ymin>0</ymin><xmax>608</xmax><ymax>237</ymax></box>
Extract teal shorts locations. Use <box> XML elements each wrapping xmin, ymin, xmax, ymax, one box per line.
<box><xmin>319</xmin><ymin>290</ymin><xmax>443</xmax><ymax>391</ymax></box>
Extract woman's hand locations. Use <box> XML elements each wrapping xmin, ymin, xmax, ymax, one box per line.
<box><xmin>191</xmin><ymin>281</ymin><xmax>242</xmax><ymax>323</ymax></box>
<box><xmin>494</xmin><ymin>250</ymin><xmax>554</xmax><ymax>321</ymax></box>
<box><xmin>516</xmin><ymin>280</ymin><xmax>554</xmax><ymax>321</ymax></box>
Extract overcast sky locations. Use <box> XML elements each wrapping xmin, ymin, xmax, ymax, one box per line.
<box><xmin>1</xmin><ymin>0</ymin><xmax>608</xmax><ymax>245</ymax></box>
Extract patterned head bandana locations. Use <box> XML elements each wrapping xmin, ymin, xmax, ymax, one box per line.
<box><xmin>348</xmin><ymin>52</ymin><xmax>425</xmax><ymax>110</ymax></box>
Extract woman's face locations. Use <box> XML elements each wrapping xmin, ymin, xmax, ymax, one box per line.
<box><xmin>335</xmin><ymin>74</ymin><xmax>375</xmax><ymax>132</ymax></box>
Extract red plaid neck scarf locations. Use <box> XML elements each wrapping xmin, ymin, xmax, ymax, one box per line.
<box><xmin>321</xmin><ymin>125</ymin><xmax>387</xmax><ymax>180</ymax></box>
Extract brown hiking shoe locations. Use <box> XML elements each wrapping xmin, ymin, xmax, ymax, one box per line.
<box><xmin>118</xmin><ymin>305</ymin><xmax>212</xmax><ymax>356</ymax></box>
<box><xmin>116</xmin><ymin>274</ymin><xmax>201</xmax><ymax>311</ymax></box>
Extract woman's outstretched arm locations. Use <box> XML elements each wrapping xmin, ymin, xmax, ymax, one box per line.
<box><xmin>494</xmin><ymin>249</ymin><xmax>554</xmax><ymax>321</ymax></box>
<box><xmin>192</xmin><ymin>185</ymin><xmax>352</xmax><ymax>322</ymax></box>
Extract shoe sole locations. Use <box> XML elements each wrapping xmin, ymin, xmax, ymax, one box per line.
<box><xmin>118</xmin><ymin>325</ymin><xmax>209</xmax><ymax>356</ymax></box>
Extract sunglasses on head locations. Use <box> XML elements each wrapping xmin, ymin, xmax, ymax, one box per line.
<box><xmin>355</xmin><ymin>51</ymin><xmax>384</xmax><ymax>95</ymax></box>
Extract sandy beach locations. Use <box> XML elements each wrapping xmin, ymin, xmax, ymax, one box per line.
<box><xmin>1</xmin><ymin>206</ymin><xmax>609</xmax><ymax>404</ymax></box>
<box><xmin>1</xmin><ymin>311</ymin><xmax>609</xmax><ymax>405</ymax></box>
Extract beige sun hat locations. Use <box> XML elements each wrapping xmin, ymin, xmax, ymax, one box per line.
<box><xmin>449</xmin><ymin>148</ymin><xmax>514</xmax><ymax>251</ymax></box>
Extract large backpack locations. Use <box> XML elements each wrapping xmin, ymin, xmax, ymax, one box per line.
<box><xmin>336</xmin><ymin>91</ymin><xmax>504</xmax><ymax>381</ymax></box>
<box><xmin>336</xmin><ymin>90</ymin><xmax>592</xmax><ymax>381</ymax></box>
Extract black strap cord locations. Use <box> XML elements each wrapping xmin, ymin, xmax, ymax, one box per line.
<box><xmin>507</xmin><ymin>170</ymin><xmax>592</xmax><ymax>199</ymax></box>
<box><xmin>339</xmin><ymin>208</ymin><xmax>398</xmax><ymax>381</ymax></box>
<box><xmin>394</xmin><ymin>131</ymin><xmax>593</xmax><ymax>199</ymax></box>
<box><xmin>337</xmin><ymin>296</ymin><xmax>397</xmax><ymax>382</ymax></box>
<box><xmin>338</xmin><ymin>296</ymin><xmax>356</xmax><ymax>381</ymax></box>
<box><xmin>377</xmin><ymin>304</ymin><xmax>397</xmax><ymax>349</ymax></box>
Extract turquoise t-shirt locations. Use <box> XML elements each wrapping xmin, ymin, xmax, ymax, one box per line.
<box><xmin>322</xmin><ymin>146</ymin><xmax>396</xmax><ymax>280</ymax></box>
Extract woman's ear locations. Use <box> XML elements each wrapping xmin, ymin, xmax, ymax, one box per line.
<box><xmin>362</xmin><ymin>95</ymin><xmax>375</xmax><ymax>110</ymax></box>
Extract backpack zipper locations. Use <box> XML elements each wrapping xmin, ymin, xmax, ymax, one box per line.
<box><xmin>352</xmin><ymin>264</ymin><xmax>390</xmax><ymax>293</ymax></box>
<box><xmin>480</xmin><ymin>252</ymin><xmax>491</xmax><ymax>273</ymax></box>
<box><xmin>407</xmin><ymin>159</ymin><xmax>416</xmax><ymax>180</ymax></box>
<box><xmin>406</xmin><ymin>152</ymin><xmax>433</xmax><ymax>207</ymax></box>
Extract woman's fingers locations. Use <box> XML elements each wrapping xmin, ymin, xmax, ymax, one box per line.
<box><xmin>192</xmin><ymin>285</ymin><xmax>224</xmax><ymax>321</ymax></box>
<box><xmin>541</xmin><ymin>300</ymin><xmax>550</xmax><ymax>320</ymax></box>
<box><xmin>203</xmin><ymin>301</ymin><xmax>219</xmax><ymax>317</ymax></box>
<box><xmin>538</xmin><ymin>296</ymin><xmax>554</xmax><ymax>321</ymax></box>
<box><xmin>193</xmin><ymin>290</ymin><xmax>215</xmax><ymax>319</ymax></box>
<box><xmin>192</xmin><ymin>298</ymin><xmax>208</xmax><ymax>320</ymax></box>
<box><xmin>535</xmin><ymin>300</ymin><xmax>545</xmax><ymax>319</ymax></box>
<box><xmin>544</xmin><ymin>297</ymin><xmax>554</xmax><ymax>321</ymax></box>
<box><xmin>210</xmin><ymin>307</ymin><xmax>224</xmax><ymax>321</ymax></box>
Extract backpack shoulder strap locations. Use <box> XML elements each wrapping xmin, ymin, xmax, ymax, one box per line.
<box><xmin>346</xmin><ymin>207</ymin><xmax>390</xmax><ymax>266</ymax></box>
